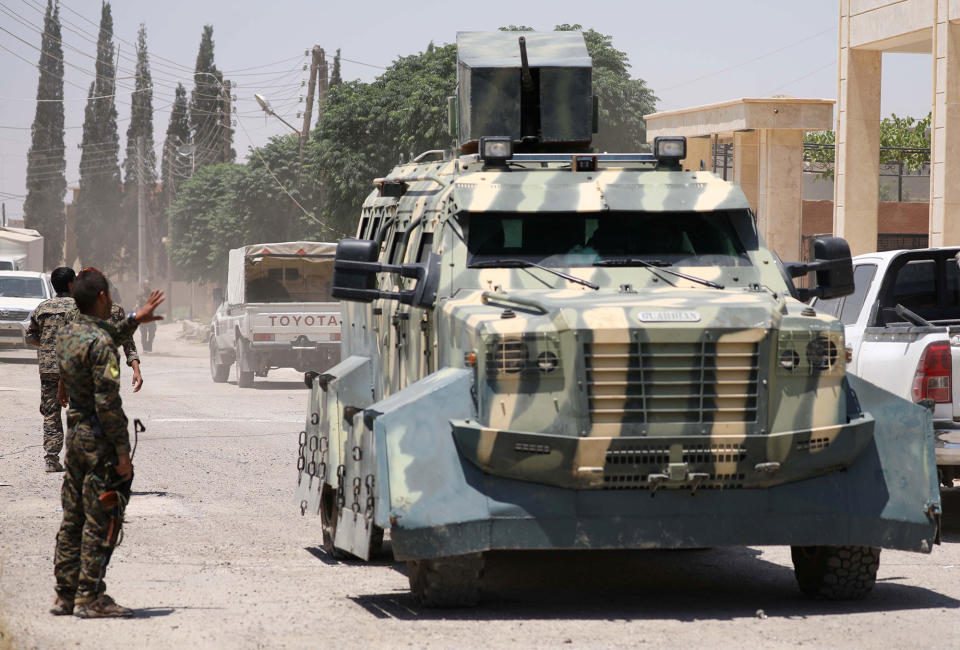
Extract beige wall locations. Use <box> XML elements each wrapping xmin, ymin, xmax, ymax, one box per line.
<box><xmin>837</xmin><ymin>0</ymin><xmax>960</xmax><ymax>251</ymax></box>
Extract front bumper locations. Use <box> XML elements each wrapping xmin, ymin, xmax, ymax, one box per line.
<box><xmin>452</xmin><ymin>417</ymin><xmax>875</xmax><ymax>491</ymax></box>
<box><xmin>0</xmin><ymin>321</ymin><xmax>28</xmax><ymax>348</ymax></box>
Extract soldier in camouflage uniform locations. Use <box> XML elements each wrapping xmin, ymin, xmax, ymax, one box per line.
<box><xmin>50</xmin><ymin>268</ymin><xmax>164</xmax><ymax>618</ymax></box>
<box><xmin>27</xmin><ymin>270</ymin><xmax>143</xmax><ymax>472</ymax></box>
<box><xmin>26</xmin><ymin>267</ymin><xmax>77</xmax><ymax>472</ymax></box>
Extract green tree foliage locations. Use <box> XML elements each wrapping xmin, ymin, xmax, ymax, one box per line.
<box><xmin>804</xmin><ymin>113</ymin><xmax>932</xmax><ymax>178</ymax></box>
<box><xmin>189</xmin><ymin>25</ymin><xmax>233</xmax><ymax>167</ymax></box>
<box><xmin>169</xmin><ymin>27</ymin><xmax>659</xmax><ymax>282</ymax></box>
<box><xmin>121</xmin><ymin>24</ymin><xmax>157</xmax><ymax>276</ymax></box>
<box><xmin>168</xmin><ymin>163</ymin><xmax>247</xmax><ymax>282</ymax></box>
<box><xmin>168</xmin><ymin>135</ymin><xmax>331</xmax><ymax>282</ymax></box>
<box><xmin>554</xmin><ymin>24</ymin><xmax>657</xmax><ymax>152</ymax></box>
<box><xmin>24</xmin><ymin>0</ymin><xmax>66</xmax><ymax>265</ymax></box>
<box><xmin>75</xmin><ymin>2</ymin><xmax>122</xmax><ymax>268</ymax></box>
<box><xmin>310</xmin><ymin>41</ymin><xmax>457</xmax><ymax>234</ymax></box>
<box><xmin>161</xmin><ymin>84</ymin><xmax>190</xmax><ymax>202</ymax></box>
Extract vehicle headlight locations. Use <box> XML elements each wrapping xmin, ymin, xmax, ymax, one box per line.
<box><xmin>482</xmin><ymin>333</ymin><xmax>562</xmax><ymax>380</ymax></box>
<box><xmin>777</xmin><ymin>329</ymin><xmax>844</xmax><ymax>376</ymax></box>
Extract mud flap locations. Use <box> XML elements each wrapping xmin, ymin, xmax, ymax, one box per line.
<box><xmin>294</xmin><ymin>356</ymin><xmax>371</xmax><ymax>521</ymax></box>
<box><xmin>333</xmin><ymin>410</ymin><xmax>379</xmax><ymax>560</ymax></box>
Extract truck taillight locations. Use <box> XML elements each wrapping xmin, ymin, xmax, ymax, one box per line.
<box><xmin>253</xmin><ymin>333</ymin><xmax>275</xmax><ymax>342</ymax></box>
<box><xmin>912</xmin><ymin>342</ymin><xmax>952</xmax><ymax>403</ymax></box>
<box><xmin>331</xmin><ymin>333</ymin><xmax>341</xmax><ymax>341</ymax></box>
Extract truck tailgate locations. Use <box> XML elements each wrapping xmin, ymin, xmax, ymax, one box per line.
<box><xmin>248</xmin><ymin>302</ymin><xmax>342</xmax><ymax>342</ymax></box>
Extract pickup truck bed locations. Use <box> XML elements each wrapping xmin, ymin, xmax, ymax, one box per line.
<box><xmin>814</xmin><ymin>247</ymin><xmax>960</xmax><ymax>484</ymax></box>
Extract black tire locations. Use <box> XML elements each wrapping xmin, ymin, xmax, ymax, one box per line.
<box><xmin>209</xmin><ymin>340</ymin><xmax>230</xmax><ymax>383</ymax></box>
<box><xmin>791</xmin><ymin>545</ymin><xmax>880</xmax><ymax>600</ymax></box>
<box><xmin>407</xmin><ymin>553</ymin><xmax>484</xmax><ymax>607</ymax></box>
<box><xmin>236</xmin><ymin>336</ymin><xmax>254</xmax><ymax>388</ymax></box>
<box><xmin>320</xmin><ymin>489</ymin><xmax>349</xmax><ymax>560</ymax></box>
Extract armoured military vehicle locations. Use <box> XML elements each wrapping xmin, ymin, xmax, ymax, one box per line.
<box><xmin>295</xmin><ymin>30</ymin><xmax>941</xmax><ymax>606</ymax></box>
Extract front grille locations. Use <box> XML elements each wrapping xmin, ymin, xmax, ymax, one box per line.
<box><xmin>0</xmin><ymin>309</ymin><xmax>29</xmax><ymax>321</ymax></box>
<box><xmin>584</xmin><ymin>340</ymin><xmax>760</xmax><ymax>424</ymax></box>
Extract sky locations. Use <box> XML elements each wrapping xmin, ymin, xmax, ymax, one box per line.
<box><xmin>0</xmin><ymin>0</ymin><xmax>935</xmax><ymax>224</ymax></box>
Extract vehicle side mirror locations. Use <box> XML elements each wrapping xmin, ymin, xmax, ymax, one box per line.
<box><xmin>332</xmin><ymin>237</ymin><xmax>441</xmax><ymax>308</ymax></box>
<box><xmin>784</xmin><ymin>237</ymin><xmax>855</xmax><ymax>302</ymax></box>
<box><xmin>332</xmin><ymin>238</ymin><xmax>380</xmax><ymax>302</ymax></box>
<box><xmin>212</xmin><ymin>287</ymin><xmax>224</xmax><ymax>304</ymax></box>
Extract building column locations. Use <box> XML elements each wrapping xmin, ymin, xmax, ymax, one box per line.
<box><xmin>733</xmin><ymin>130</ymin><xmax>759</xmax><ymax>214</ymax></box>
<box><xmin>931</xmin><ymin>17</ymin><xmax>960</xmax><ymax>245</ymax></box>
<box><xmin>835</xmin><ymin>49</ymin><xmax>882</xmax><ymax>256</ymax></box>
<box><xmin>682</xmin><ymin>136</ymin><xmax>712</xmax><ymax>172</ymax></box>
<box><xmin>757</xmin><ymin>129</ymin><xmax>805</xmax><ymax>261</ymax></box>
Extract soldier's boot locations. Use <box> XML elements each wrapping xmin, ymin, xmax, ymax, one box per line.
<box><xmin>49</xmin><ymin>595</ymin><xmax>74</xmax><ymax>615</ymax></box>
<box><xmin>45</xmin><ymin>457</ymin><xmax>64</xmax><ymax>473</ymax></box>
<box><xmin>74</xmin><ymin>593</ymin><xmax>133</xmax><ymax>619</ymax></box>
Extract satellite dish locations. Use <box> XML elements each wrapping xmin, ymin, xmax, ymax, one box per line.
<box><xmin>176</xmin><ymin>144</ymin><xmax>196</xmax><ymax>156</ymax></box>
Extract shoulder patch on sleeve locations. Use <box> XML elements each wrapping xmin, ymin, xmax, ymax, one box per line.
<box><xmin>105</xmin><ymin>357</ymin><xmax>120</xmax><ymax>380</ymax></box>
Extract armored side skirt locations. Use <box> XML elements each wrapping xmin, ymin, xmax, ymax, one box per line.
<box><xmin>370</xmin><ymin>370</ymin><xmax>940</xmax><ymax>561</ymax></box>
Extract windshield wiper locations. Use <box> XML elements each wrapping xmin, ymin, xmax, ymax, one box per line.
<box><xmin>593</xmin><ymin>257</ymin><xmax>724</xmax><ymax>289</ymax></box>
<box><xmin>469</xmin><ymin>259</ymin><xmax>599</xmax><ymax>290</ymax></box>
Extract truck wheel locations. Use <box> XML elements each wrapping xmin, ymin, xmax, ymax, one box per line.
<box><xmin>209</xmin><ymin>339</ymin><xmax>230</xmax><ymax>383</ymax></box>
<box><xmin>320</xmin><ymin>489</ymin><xmax>349</xmax><ymax>560</ymax></box>
<box><xmin>236</xmin><ymin>336</ymin><xmax>254</xmax><ymax>388</ymax></box>
<box><xmin>791</xmin><ymin>545</ymin><xmax>880</xmax><ymax>600</ymax></box>
<box><xmin>407</xmin><ymin>553</ymin><xmax>484</xmax><ymax>607</ymax></box>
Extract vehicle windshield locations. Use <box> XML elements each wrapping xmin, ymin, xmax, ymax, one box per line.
<box><xmin>0</xmin><ymin>276</ymin><xmax>46</xmax><ymax>298</ymax></box>
<box><xmin>465</xmin><ymin>210</ymin><xmax>754</xmax><ymax>268</ymax></box>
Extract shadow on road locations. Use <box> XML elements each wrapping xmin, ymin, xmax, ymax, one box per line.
<box><xmin>0</xmin><ymin>355</ymin><xmax>37</xmax><ymax>365</ymax></box>
<box><xmin>227</xmin><ymin>380</ymin><xmax>306</xmax><ymax>391</ymax></box>
<box><xmin>347</xmin><ymin>545</ymin><xmax>959</xmax><ymax>621</ymax></box>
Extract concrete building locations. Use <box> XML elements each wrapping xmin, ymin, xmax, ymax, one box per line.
<box><xmin>836</xmin><ymin>0</ymin><xmax>960</xmax><ymax>254</ymax></box>
<box><xmin>645</xmin><ymin>98</ymin><xmax>834</xmax><ymax>261</ymax></box>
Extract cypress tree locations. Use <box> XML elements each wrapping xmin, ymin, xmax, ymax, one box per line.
<box><xmin>329</xmin><ymin>49</ymin><xmax>342</xmax><ymax>86</ymax></box>
<box><xmin>75</xmin><ymin>1</ymin><xmax>122</xmax><ymax>269</ymax></box>
<box><xmin>161</xmin><ymin>84</ymin><xmax>190</xmax><ymax>207</ymax></box>
<box><xmin>24</xmin><ymin>0</ymin><xmax>66</xmax><ymax>265</ymax></box>
<box><xmin>189</xmin><ymin>26</ymin><xmax>233</xmax><ymax>167</ymax></box>
<box><xmin>122</xmin><ymin>24</ymin><xmax>156</xmax><ymax>275</ymax></box>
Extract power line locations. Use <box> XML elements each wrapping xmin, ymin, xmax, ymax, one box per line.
<box><xmin>763</xmin><ymin>59</ymin><xmax>836</xmax><ymax>96</ymax></box>
<box><xmin>659</xmin><ymin>26</ymin><xmax>835</xmax><ymax>92</ymax></box>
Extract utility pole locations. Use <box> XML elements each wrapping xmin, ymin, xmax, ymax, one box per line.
<box><xmin>316</xmin><ymin>48</ymin><xmax>328</xmax><ymax>217</ymax></box>
<box><xmin>165</xmin><ymin>142</ymin><xmax>175</xmax><ymax>319</ymax></box>
<box><xmin>317</xmin><ymin>49</ymin><xmax>328</xmax><ymax>123</ymax></box>
<box><xmin>222</xmin><ymin>79</ymin><xmax>232</xmax><ymax>162</ymax></box>
<box><xmin>1</xmin><ymin>203</ymin><xmax>6</xmax><ymax>228</ymax></box>
<box><xmin>300</xmin><ymin>46</ymin><xmax>322</xmax><ymax>162</ymax></box>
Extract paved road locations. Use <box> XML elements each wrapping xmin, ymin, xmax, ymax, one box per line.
<box><xmin>1</xmin><ymin>324</ymin><xmax>959</xmax><ymax>649</ymax></box>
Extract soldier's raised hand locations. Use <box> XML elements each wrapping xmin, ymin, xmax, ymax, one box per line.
<box><xmin>133</xmin><ymin>290</ymin><xmax>166</xmax><ymax>324</ymax></box>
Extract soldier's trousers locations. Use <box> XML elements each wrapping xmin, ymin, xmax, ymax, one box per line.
<box><xmin>39</xmin><ymin>373</ymin><xmax>63</xmax><ymax>460</ymax></box>
<box><xmin>54</xmin><ymin>428</ymin><xmax>124</xmax><ymax>604</ymax></box>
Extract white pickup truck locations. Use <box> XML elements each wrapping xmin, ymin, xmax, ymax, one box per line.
<box><xmin>209</xmin><ymin>241</ymin><xmax>342</xmax><ymax>388</ymax></box>
<box><xmin>812</xmin><ymin>247</ymin><xmax>960</xmax><ymax>485</ymax></box>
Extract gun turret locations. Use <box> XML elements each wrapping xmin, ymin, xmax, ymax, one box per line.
<box><xmin>455</xmin><ymin>31</ymin><xmax>594</xmax><ymax>154</ymax></box>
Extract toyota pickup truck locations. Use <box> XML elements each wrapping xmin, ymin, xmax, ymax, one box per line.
<box><xmin>812</xmin><ymin>246</ymin><xmax>960</xmax><ymax>484</ymax></box>
<box><xmin>209</xmin><ymin>242</ymin><xmax>342</xmax><ymax>388</ymax></box>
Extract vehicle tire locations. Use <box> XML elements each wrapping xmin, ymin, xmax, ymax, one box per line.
<box><xmin>236</xmin><ymin>335</ymin><xmax>254</xmax><ymax>388</ymax></box>
<box><xmin>209</xmin><ymin>339</ymin><xmax>230</xmax><ymax>383</ymax></box>
<box><xmin>407</xmin><ymin>553</ymin><xmax>484</xmax><ymax>607</ymax></box>
<box><xmin>320</xmin><ymin>488</ymin><xmax>349</xmax><ymax>560</ymax></box>
<box><xmin>791</xmin><ymin>545</ymin><xmax>880</xmax><ymax>600</ymax></box>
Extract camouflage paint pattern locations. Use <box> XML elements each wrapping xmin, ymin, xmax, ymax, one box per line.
<box><xmin>54</xmin><ymin>312</ymin><xmax>135</xmax><ymax>603</ymax></box>
<box><xmin>296</xmin><ymin>31</ymin><xmax>940</xmax><ymax>562</ymax></box>
<box><xmin>54</xmin><ymin>430</ymin><xmax>128</xmax><ymax>603</ymax></box>
<box><xmin>40</xmin><ymin>375</ymin><xmax>63</xmax><ymax>461</ymax></box>
<box><xmin>26</xmin><ymin>295</ymin><xmax>75</xmax><ymax>374</ymax></box>
<box><xmin>66</xmin><ymin>302</ymin><xmax>139</xmax><ymax>366</ymax></box>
